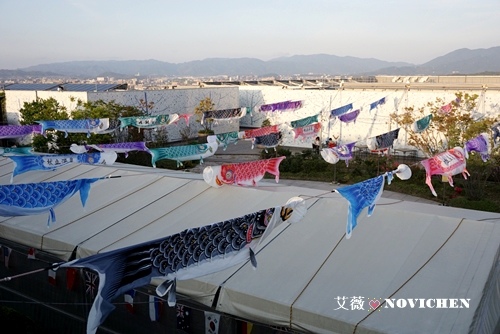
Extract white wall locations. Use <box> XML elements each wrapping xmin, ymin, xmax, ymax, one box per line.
<box><xmin>239</xmin><ymin>86</ymin><xmax>500</xmax><ymax>151</ymax></box>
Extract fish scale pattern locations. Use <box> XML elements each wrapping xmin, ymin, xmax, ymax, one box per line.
<box><xmin>151</xmin><ymin>208</ymin><xmax>274</xmax><ymax>275</ymax></box>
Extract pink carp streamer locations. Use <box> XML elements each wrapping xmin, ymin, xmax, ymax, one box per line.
<box><xmin>203</xmin><ymin>156</ymin><xmax>286</xmax><ymax>188</ymax></box>
<box><xmin>420</xmin><ymin>147</ymin><xmax>469</xmax><ymax>196</ymax></box>
<box><xmin>239</xmin><ymin>125</ymin><xmax>280</xmax><ymax>139</ymax></box>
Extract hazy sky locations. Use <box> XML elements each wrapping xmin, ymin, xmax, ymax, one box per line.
<box><xmin>1</xmin><ymin>0</ymin><xmax>499</xmax><ymax>69</ymax></box>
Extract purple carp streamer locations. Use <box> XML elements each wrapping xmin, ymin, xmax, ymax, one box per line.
<box><xmin>330</xmin><ymin>103</ymin><xmax>353</xmax><ymax>118</ymax></box>
<box><xmin>36</xmin><ymin>119</ymin><xmax>109</xmax><ymax>138</ymax></box>
<box><xmin>259</xmin><ymin>100</ymin><xmax>303</xmax><ymax>112</ymax></box>
<box><xmin>320</xmin><ymin>142</ymin><xmax>357</xmax><ymax>166</ymax></box>
<box><xmin>0</xmin><ymin>125</ymin><xmax>42</xmax><ymax>139</ymax></box>
<box><xmin>118</xmin><ymin>114</ymin><xmax>179</xmax><ymax>131</ymax></box>
<box><xmin>335</xmin><ymin>164</ymin><xmax>411</xmax><ymax>239</ymax></box>
<box><xmin>367</xmin><ymin>128</ymin><xmax>400</xmax><ymax>151</ymax></box>
<box><xmin>338</xmin><ymin>109</ymin><xmax>360</xmax><ymax>124</ymax></box>
<box><xmin>464</xmin><ymin>133</ymin><xmax>490</xmax><ymax>162</ymax></box>
<box><xmin>59</xmin><ymin>197</ymin><xmax>307</xmax><ymax>334</ymax></box>
<box><xmin>201</xmin><ymin>108</ymin><xmax>246</xmax><ymax>125</ymax></box>
<box><xmin>0</xmin><ymin>178</ymin><xmax>100</xmax><ymax>226</ymax></box>
<box><xmin>70</xmin><ymin>142</ymin><xmax>151</xmax><ymax>158</ymax></box>
<box><xmin>149</xmin><ymin>141</ymin><xmax>218</xmax><ymax>167</ymax></box>
<box><xmin>8</xmin><ymin>152</ymin><xmax>117</xmax><ymax>179</ymax></box>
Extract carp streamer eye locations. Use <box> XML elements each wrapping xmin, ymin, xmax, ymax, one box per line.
<box><xmin>225</xmin><ymin>169</ymin><xmax>234</xmax><ymax>181</ymax></box>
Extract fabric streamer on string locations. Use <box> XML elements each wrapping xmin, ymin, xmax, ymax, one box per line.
<box><xmin>251</xmin><ymin>132</ymin><xmax>282</xmax><ymax>151</ymax></box>
<box><xmin>420</xmin><ymin>147</ymin><xmax>469</xmax><ymax>197</ymax></box>
<box><xmin>149</xmin><ymin>142</ymin><xmax>218</xmax><ymax>168</ymax></box>
<box><xmin>320</xmin><ymin>142</ymin><xmax>357</xmax><ymax>166</ymax></box>
<box><xmin>95</xmin><ymin>119</ymin><xmax>121</xmax><ymax>134</ymax></box>
<box><xmin>239</xmin><ymin>125</ymin><xmax>280</xmax><ymax>140</ymax></box>
<box><xmin>0</xmin><ymin>125</ymin><xmax>42</xmax><ymax>139</ymax></box>
<box><xmin>201</xmin><ymin>107</ymin><xmax>246</xmax><ymax>125</ymax></box>
<box><xmin>464</xmin><ymin>133</ymin><xmax>491</xmax><ymax>162</ymax></box>
<box><xmin>439</xmin><ymin>98</ymin><xmax>460</xmax><ymax>114</ymax></box>
<box><xmin>203</xmin><ymin>156</ymin><xmax>286</xmax><ymax>188</ymax></box>
<box><xmin>290</xmin><ymin>114</ymin><xmax>319</xmax><ymax>128</ymax></box>
<box><xmin>369</xmin><ymin>97</ymin><xmax>386</xmax><ymax>111</ymax></box>
<box><xmin>70</xmin><ymin>142</ymin><xmax>151</xmax><ymax>158</ymax></box>
<box><xmin>411</xmin><ymin>114</ymin><xmax>433</xmax><ymax>133</ymax></box>
<box><xmin>259</xmin><ymin>100</ymin><xmax>303</xmax><ymax>113</ymax></box>
<box><xmin>335</xmin><ymin>164</ymin><xmax>412</xmax><ymax>239</ymax></box>
<box><xmin>367</xmin><ymin>128</ymin><xmax>400</xmax><ymax>152</ymax></box>
<box><xmin>36</xmin><ymin>119</ymin><xmax>110</xmax><ymax>138</ymax></box>
<box><xmin>0</xmin><ymin>177</ymin><xmax>112</xmax><ymax>226</ymax></box>
<box><xmin>56</xmin><ymin>197</ymin><xmax>307</xmax><ymax>334</ymax></box>
<box><xmin>118</xmin><ymin>114</ymin><xmax>179</xmax><ymax>131</ymax></box>
<box><xmin>8</xmin><ymin>151</ymin><xmax>118</xmax><ymax>180</ymax></box>
<box><xmin>0</xmin><ymin>146</ymin><xmax>34</xmax><ymax>156</ymax></box>
<box><xmin>338</xmin><ymin>109</ymin><xmax>360</xmax><ymax>124</ymax></box>
<box><xmin>330</xmin><ymin>103</ymin><xmax>353</xmax><ymax>118</ymax></box>
<box><xmin>207</xmin><ymin>131</ymin><xmax>240</xmax><ymax>151</ymax></box>
<box><xmin>292</xmin><ymin>123</ymin><xmax>322</xmax><ymax>141</ymax></box>
<box><xmin>491</xmin><ymin>122</ymin><xmax>500</xmax><ymax>145</ymax></box>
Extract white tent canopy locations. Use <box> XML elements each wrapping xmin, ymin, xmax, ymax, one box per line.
<box><xmin>0</xmin><ymin>156</ymin><xmax>499</xmax><ymax>333</ymax></box>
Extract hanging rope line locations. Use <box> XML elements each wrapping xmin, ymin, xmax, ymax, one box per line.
<box><xmin>289</xmin><ymin>230</ymin><xmax>347</xmax><ymax>330</ymax></box>
<box><xmin>352</xmin><ymin>217</ymin><xmax>466</xmax><ymax>334</ymax></box>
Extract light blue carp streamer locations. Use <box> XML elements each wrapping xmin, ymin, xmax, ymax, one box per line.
<box><xmin>336</xmin><ymin>175</ymin><xmax>387</xmax><ymax>239</ymax></box>
<box><xmin>0</xmin><ymin>147</ymin><xmax>33</xmax><ymax>156</ymax></box>
<box><xmin>0</xmin><ymin>178</ymin><xmax>100</xmax><ymax>226</ymax></box>
<box><xmin>149</xmin><ymin>143</ymin><xmax>215</xmax><ymax>167</ymax></box>
<box><xmin>8</xmin><ymin>152</ymin><xmax>115</xmax><ymax>178</ymax></box>
<box><xmin>36</xmin><ymin>119</ymin><xmax>104</xmax><ymax>138</ymax></box>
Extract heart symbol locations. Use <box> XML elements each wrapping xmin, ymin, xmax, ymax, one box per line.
<box><xmin>369</xmin><ymin>299</ymin><xmax>380</xmax><ymax>309</ymax></box>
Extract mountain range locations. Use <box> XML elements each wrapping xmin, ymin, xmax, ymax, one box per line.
<box><xmin>1</xmin><ymin>46</ymin><xmax>500</xmax><ymax>80</ymax></box>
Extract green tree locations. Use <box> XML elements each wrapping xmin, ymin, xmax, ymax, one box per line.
<box><xmin>19</xmin><ymin>97</ymin><xmax>70</xmax><ymax>153</ymax></box>
<box><xmin>194</xmin><ymin>97</ymin><xmax>215</xmax><ymax>135</ymax></box>
<box><xmin>391</xmin><ymin>91</ymin><xmax>498</xmax><ymax>202</ymax></box>
<box><xmin>19</xmin><ymin>97</ymin><xmax>69</xmax><ymax>126</ymax></box>
<box><xmin>391</xmin><ymin>92</ymin><xmax>495</xmax><ymax>157</ymax></box>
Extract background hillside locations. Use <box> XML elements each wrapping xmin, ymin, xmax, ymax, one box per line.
<box><xmin>1</xmin><ymin>46</ymin><xmax>500</xmax><ymax>79</ymax></box>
